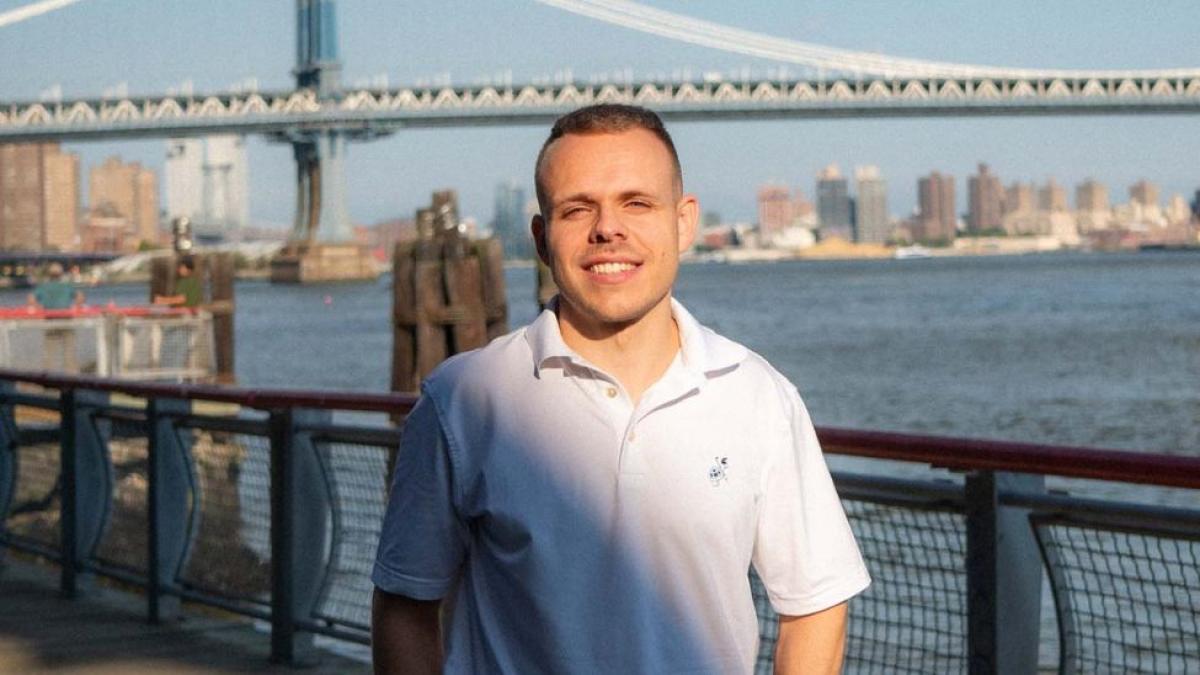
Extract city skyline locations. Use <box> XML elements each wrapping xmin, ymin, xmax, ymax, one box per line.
<box><xmin>1</xmin><ymin>1</ymin><xmax>1198</xmax><ymax>229</ymax></box>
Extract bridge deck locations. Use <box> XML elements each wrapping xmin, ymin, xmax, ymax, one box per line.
<box><xmin>0</xmin><ymin>558</ymin><xmax>369</xmax><ymax>674</ymax></box>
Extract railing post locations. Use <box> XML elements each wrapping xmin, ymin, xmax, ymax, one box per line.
<box><xmin>964</xmin><ymin>470</ymin><xmax>1045</xmax><ymax>675</ymax></box>
<box><xmin>146</xmin><ymin>396</ymin><xmax>192</xmax><ymax>623</ymax></box>
<box><xmin>268</xmin><ymin>406</ymin><xmax>332</xmax><ymax>665</ymax></box>
<box><xmin>59</xmin><ymin>387</ymin><xmax>110</xmax><ymax>598</ymax></box>
<box><xmin>0</xmin><ymin>380</ymin><xmax>16</xmax><ymax>570</ymax></box>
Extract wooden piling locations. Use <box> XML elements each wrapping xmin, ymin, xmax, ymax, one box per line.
<box><xmin>390</xmin><ymin>191</ymin><xmax>509</xmax><ymax>396</ymax></box>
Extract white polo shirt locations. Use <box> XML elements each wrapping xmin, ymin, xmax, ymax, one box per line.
<box><xmin>373</xmin><ymin>299</ymin><xmax>870</xmax><ymax>674</ymax></box>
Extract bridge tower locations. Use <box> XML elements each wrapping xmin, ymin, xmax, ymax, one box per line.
<box><xmin>291</xmin><ymin>0</ymin><xmax>349</xmax><ymax>243</ymax></box>
<box><xmin>271</xmin><ymin>0</ymin><xmax>375</xmax><ymax>282</ymax></box>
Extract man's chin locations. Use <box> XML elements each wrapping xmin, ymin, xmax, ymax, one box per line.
<box><xmin>557</xmin><ymin>296</ymin><xmax>670</xmax><ymax>335</ymax></box>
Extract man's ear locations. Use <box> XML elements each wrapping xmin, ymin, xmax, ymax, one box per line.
<box><xmin>531</xmin><ymin>214</ymin><xmax>550</xmax><ymax>266</ymax></box>
<box><xmin>676</xmin><ymin>194</ymin><xmax>699</xmax><ymax>253</ymax></box>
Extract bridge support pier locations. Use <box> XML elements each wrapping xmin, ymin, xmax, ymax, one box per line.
<box><xmin>269</xmin><ymin>133</ymin><xmax>376</xmax><ymax>282</ymax></box>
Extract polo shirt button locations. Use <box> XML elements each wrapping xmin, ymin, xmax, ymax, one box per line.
<box><xmin>628</xmin><ymin>431</ymin><xmax>636</xmax><ymax>442</ymax></box>
<box><xmin>605</xmin><ymin>387</ymin><xmax>617</xmax><ymax>398</ymax></box>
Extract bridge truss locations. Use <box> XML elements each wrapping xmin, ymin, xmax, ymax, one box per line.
<box><xmin>3</xmin><ymin>73</ymin><xmax>1199</xmax><ymax>142</ymax></box>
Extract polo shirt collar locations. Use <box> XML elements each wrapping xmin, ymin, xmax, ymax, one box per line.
<box><xmin>526</xmin><ymin>296</ymin><xmax>748</xmax><ymax>379</ymax></box>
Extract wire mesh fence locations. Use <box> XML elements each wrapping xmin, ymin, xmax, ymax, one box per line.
<box><xmin>2</xmin><ymin>377</ymin><xmax>1197</xmax><ymax>673</ymax></box>
<box><xmin>115</xmin><ymin>314</ymin><xmax>214</xmax><ymax>382</ymax></box>
<box><xmin>752</xmin><ymin>497</ymin><xmax>967</xmax><ymax>674</ymax></box>
<box><xmin>0</xmin><ymin>314</ymin><xmax>214</xmax><ymax>382</ymax></box>
<box><xmin>177</xmin><ymin>428</ymin><xmax>271</xmax><ymax>604</ymax></box>
<box><xmin>92</xmin><ymin>415</ymin><xmax>150</xmax><ymax>574</ymax></box>
<box><xmin>311</xmin><ymin>437</ymin><xmax>394</xmax><ymax>631</ymax></box>
<box><xmin>841</xmin><ymin>500</ymin><xmax>968</xmax><ymax>674</ymax></box>
<box><xmin>3</xmin><ymin>400</ymin><xmax>63</xmax><ymax>553</ymax></box>
<box><xmin>0</xmin><ymin>319</ymin><xmax>107</xmax><ymax>376</ymax></box>
<box><xmin>4</xmin><ymin>438</ymin><xmax>61</xmax><ymax>552</ymax></box>
<box><xmin>1035</xmin><ymin>518</ymin><xmax>1200</xmax><ymax>674</ymax></box>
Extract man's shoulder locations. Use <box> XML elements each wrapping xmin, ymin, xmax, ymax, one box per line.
<box><xmin>696</xmin><ymin>325</ymin><xmax>804</xmax><ymax>420</ymax></box>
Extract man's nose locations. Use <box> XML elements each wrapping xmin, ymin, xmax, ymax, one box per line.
<box><xmin>589</xmin><ymin>207</ymin><xmax>627</xmax><ymax>243</ymax></box>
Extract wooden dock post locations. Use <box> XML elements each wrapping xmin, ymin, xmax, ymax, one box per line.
<box><xmin>391</xmin><ymin>191</ymin><xmax>508</xmax><ymax>395</ymax></box>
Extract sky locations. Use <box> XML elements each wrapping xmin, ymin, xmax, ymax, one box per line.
<box><xmin>1</xmin><ymin>0</ymin><xmax>1198</xmax><ymax>229</ymax></box>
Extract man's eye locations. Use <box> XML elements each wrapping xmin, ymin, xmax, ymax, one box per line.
<box><xmin>561</xmin><ymin>207</ymin><xmax>589</xmax><ymax>218</ymax></box>
<box><xmin>626</xmin><ymin>201</ymin><xmax>651</xmax><ymax>210</ymax></box>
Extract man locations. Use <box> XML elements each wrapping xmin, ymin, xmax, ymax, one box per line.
<box><xmin>27</xmin><ymin>262</ymin><xmax>84</xmax><ymax>311</ymax></box>
<box><xmin>153</xmin><ymin>257</ymin><xmax>203</xmax><ymax>308</ymax></box>
<box><xmin>28</xmin><ymin>263</ymin><xmax>84</xmax><ymax>372</ymax></box>
<box><xmin>372</xmin><ymin>104</ymin><xmax>869</xmax><ymax>674</ymax></box>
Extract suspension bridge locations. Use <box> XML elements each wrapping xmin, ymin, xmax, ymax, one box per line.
<box><xmin>1</xmin><ymin>0</ymin><xmax>1197</xmax><ymax>243</ymax></box>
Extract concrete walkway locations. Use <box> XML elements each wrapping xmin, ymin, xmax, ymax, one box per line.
<box><xmin>0</xmin><ymin>558</ymin><xmax>369</xmax><ymax>674</ymax></box>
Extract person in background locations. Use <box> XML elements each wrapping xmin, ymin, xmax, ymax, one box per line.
<box><xmin>27</xmin><ymin>262</ymin><xmax>84</xmax><ymax>311</ymax></box>
<box><xmin>27</xmin><ymin>262</ymin><xmax>84</xmax><ymax>372</ymax></box>
<box><xmin>154</xmin><ymin>257</ymin><xmax>203</xmax><ymax>308</ymax></box>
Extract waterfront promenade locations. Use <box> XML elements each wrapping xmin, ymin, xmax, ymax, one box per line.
<box><xmin>0</xmin><ymin>558</ymin><xmax>367</xmax><ymax>674</ymax></box>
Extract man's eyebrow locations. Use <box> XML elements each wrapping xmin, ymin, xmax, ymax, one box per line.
<box><xmin>552</xmin><ymin>193</ymin><xmax>598</xmax><ymax>207</ymax></box>
<box><xmin>615</xmin><ymin>190</ymin><xmax>659</xmax><ymax>202</ymax></box>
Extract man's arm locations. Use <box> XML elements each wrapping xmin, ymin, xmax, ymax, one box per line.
<box><xmin>371</xmin><ymin>588</ymin><xmax>443</xmax><ymax>675</ymax></box>
<box><xmin>774</xmin><ymin>602</ymin><xmax>848</xmax><ymax>675</ymax></box>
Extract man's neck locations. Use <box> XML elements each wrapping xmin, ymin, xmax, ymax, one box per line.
<box><xmin>557</xmin><ymin>298</ymin><xmax>680</xmax><ymax>405</ymax></box>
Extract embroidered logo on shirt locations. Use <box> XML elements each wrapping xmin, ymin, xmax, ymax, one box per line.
<box><xmin>708</xmin><ymin>456</ymin><xmax>729</xmax><ymax>486</ymax></box>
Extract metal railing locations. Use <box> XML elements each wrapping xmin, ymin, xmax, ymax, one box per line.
<box><xmin>0</xmin><ymin>370</ymin><xmax>1196</xmax><ymax>673</ymax></box>
<box><xmin>0</xmin><ymin>309</ymin><xmax>215</xmax><ymax>382</ymax></box>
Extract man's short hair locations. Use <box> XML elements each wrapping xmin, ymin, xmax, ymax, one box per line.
<box><xmin>534</xmin><ymin>104</ymin><xmax>682</xmax><ymax>215</ymax></box>
<box><xmin>178</xmin><ymin>256</ymin><xmax>195</xmax><ymax>273</ymax></box>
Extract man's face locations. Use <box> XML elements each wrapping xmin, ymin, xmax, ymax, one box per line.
<box><xmin>532</xmin><ymin>128</ymin><xmax>697</xmax><ymax>334</ymax></box>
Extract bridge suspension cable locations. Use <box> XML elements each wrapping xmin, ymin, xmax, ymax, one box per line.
<box><xmin>534</xmin><ymin>0</ymin><xmax>1200</xmax><ymax>80</ymax></box>
<box><xmin>0</xmin><ymin>0</ymin><xmax>86</xmax><ymax>29</ymax></box>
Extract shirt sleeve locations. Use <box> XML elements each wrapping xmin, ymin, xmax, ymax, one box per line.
<box><xmin>752</xmin><ymin>384</ymin><xmax>871</xmax><ymax>616</ymax></box>
<box><xmin>371</xmin><ymin>392</ymin><xmax>468</xmax><ymax>600</ymax></box>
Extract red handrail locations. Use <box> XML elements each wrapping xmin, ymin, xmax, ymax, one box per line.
<box><xmin>817</xmin><ymin>426</ymin><xmax>1200</xmax><ymax>491</ymax></box>
<box><xmin>0</xmin><ymin>304</ymin><xmax>196</xmax><ymax>319</ymax></box>
<box><xmin>0</xmin><ymin>368</ymin><xmax>1195</xmax><ymax>490</ymax></box>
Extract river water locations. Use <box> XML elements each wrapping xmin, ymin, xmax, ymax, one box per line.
<box><xmin>6</xmin><ymin>250</ymin><xmax>1196</xmax><ymax>456</ymax></box>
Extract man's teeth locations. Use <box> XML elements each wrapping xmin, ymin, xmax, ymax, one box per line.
<box><xmin>589</xmin><ymin>262</ymin><xmax>635</xmax><ymax>275</ymax></box>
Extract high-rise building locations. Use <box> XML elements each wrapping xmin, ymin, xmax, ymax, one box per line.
<box><xmin>1075</xmin><ymin>179</ymin><xmax>1109</xmax><ymax>211</ymax></box>
<box><xmin>43</xmin><ymin>147</ymin><xmax>81</xmax><ymax>251</ymax></box>
<box><xmin>916</xmin><ymin>171</ymin><xmax>956</xmax><ymax>243</ymax></box>
<box><xmin>493</xmin><ymin>179</ymin><xmax>531</xmax><ymax>260</ymax></box>
<box><xmin>816</xmin><ymin>164</ymin><xmax>852</xmax><ymax>240</ymax></box>
<box><xmin>792</xmin><ymin>189</ymin><xmax>814</xmax><ymax>219</ymax></box>
<box><xmin>1037</xmin><ymin>178</ymin><xmax>1068</xmax><ymax>212</ymax></box>
<box><xmin>0</xmin><ymin>143</ymin><xmax>79</xmax><ymax>251</ymax></box>
<box><xmin>967</xmin><ymin>163</ymin><xmax>1004</xmax><ymax>233</ymax></box>
<box><xmin>165</xmin><ymin>138</ymin><xmax>203</xmax><ymax>224</ymax></box>
<box><xmin>1130</xmin><ymin>179</ymin><xmax>1160</xmax><ymax>208</ymax></box>
<box><xmin>204</xmin><ymin>135</ymin><xmax>249</xmax><ymax>231</ymax></box>
<box><xmin>1004</xmin><ymin>182</ymin><xmax>1035</xmax><ymax>216</ymax></box>
<box><xmin>757</xmin><ymin>183</ymin><xmax>793</xmax><ymax>237</ymax></box>
<box><xmin>1166</xmin><ymin>194</ymin><xmax>1190</xmax><ymax>225</ymax></box>
<box><xmin>166</xmin><ymin>135</ymin><xmax>249</xmax><ymax>233</ymax></box>
<box><xmin>854</xmin><ymin>165</ymin><xmax>888</xmax><ymax>243</ymax></box>
<box><xmin>1191</xmin><ymin>189</ymin><xmax>1200</xmax><ymax>221</ymax></box>
<box><xmin>1075</xmin><ymin>179</ymin><xmax>1111</xmax><ymax>232</ymax></box>
<box><xmin>90</xmin><ymin>156</ymin><xmax>158</xmax><ymax>246</ymax></box>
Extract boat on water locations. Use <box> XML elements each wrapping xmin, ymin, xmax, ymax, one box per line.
<box><xmin>894</xmin><ymin>245</ymin><xmax>933</xmax><ymax>260</ymax></box>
